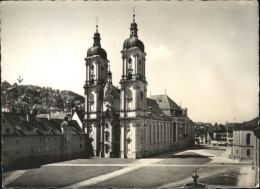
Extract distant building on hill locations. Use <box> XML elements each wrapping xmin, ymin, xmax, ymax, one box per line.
<box><xmin>231</xmin><ymin>117</ymin><xmax>259</xmax><ymax>162</ymax></box>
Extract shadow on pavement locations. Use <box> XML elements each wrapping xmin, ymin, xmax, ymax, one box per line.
<box><xmin>170</xmin><ymin>154</ymin><xmax>213</xmax><ymax>158</ymax></box>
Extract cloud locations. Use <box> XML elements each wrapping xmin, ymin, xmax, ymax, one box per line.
<box><xmin>146</xmin><ymin>44</ymin><xmax>173</xmax><ymax>61</ymax></box>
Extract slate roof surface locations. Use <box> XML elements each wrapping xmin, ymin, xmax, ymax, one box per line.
<box><xmin>2</xmin><ymin>112</ymin><xmax>84</xmax><ymax>136</ymax></box>
<box><xmin>233</xmin><ymin>117</ymin><xmax>259</xmax><ymax>131</ymax></box>
<box><xmin>150</xmin><ymin>94</ymin><xmax>182</xmax><ymax>111</ymax></box>
<box><xmin>37</xmin><ymin>112</ymin><xmax>67</xmax><ymax>119</ymax></box>
<box><xmin>253</xmin><ymin>127</ymin><xmax>259</xmax><ymax>138</ymax></box>
<box><xmin>146</xmin><ymin>98</ymin><xmax>173</xmax><ymax>121</ymax></box>
<box><xmin>147</xmin><ymin>98</ymin><xmax>166</xmax><ymax>120</ymax></box>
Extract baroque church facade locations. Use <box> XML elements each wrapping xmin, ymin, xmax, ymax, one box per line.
<box><xmin>83</xmin><ymin>14</ymin><xmax>195</xmax><ymax>159</ymax></box>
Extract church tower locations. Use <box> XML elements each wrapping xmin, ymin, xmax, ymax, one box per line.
<box><xmin>84</xmin><ymin>20</ymin><xmax>109</xmax><ymax>156</ymax></box>
<box><xmin>120</xmin><ymin>12</ymin><xmax>148</xmax><ymax>158</ymax></box>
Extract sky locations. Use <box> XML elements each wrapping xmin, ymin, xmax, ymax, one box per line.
<box><xmin>1</xmin><ymin>1</ymin><xmax>259</xmax><ymax>124</ymax></box>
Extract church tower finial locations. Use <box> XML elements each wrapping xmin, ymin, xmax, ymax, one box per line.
<box><xmin>93</xmin><ymin>17</ymin><xmax>101</xmax><ymax>47</ymax></box>
<box><xmin>130</xmin><ymin>6</ymin><xmax>138</xmax><ymax>37</ymax></box>
<box><xmin>133</xmin><ymin>6</ymin><xmax>136</xmax><ymax>23</ymax></box>
<box><xmin>96</xmin><ymin>16</ymin><xmax>99</xmax><ymax>32</ymax></box>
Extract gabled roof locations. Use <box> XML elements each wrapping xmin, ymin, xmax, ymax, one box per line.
<box><xmin>147</xmin><ymin>98</ymin><xmax>169</xmax><ymax>121</ymax></box>
<box><xmin>72</xmin><ymin>109</ymin><xmax>84</xmax><ymax>122</ymax></box>
<box><xmin>150</xmin><ymin>94</ymin><xmax>182</xmax><ymax>112</ymax></box>
<box><xmin>2</xmin><ymin>112</ymin><xmax>84</xmax><ymax>136</ymax></box>
<box><xmin>233</xmin><ymin>117</ymin><xmax>259</xmax><ymax>131</ymax></box>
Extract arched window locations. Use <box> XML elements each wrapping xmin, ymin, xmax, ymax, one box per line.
<box><xmin>127</xmin><ymin>72</ymin><xmax>132</xmax><ymax>80</ymax></box>
<box><xmin>247</xmin><ymin>149</ymin><xmax>250</xmax><ymax>156</ymax></box>
<box><xmin>90</xmin><ymin>78</ymin><xmax>94</xmax><ymax>85</ymax></box>
<box><xmin>246</xmin><ymin>133</ymin><xmax>251</xmax><ymax>145</ymax></box>
<box><xmin>105</xmin><ymin>132</ymin><xmax>110</xmax><ymax>142</ymax></box>
<box><xmin>105</xmin><ymin>145</ymin><xmax>109</xmax><ymax>153</ymax></box>
<box><xmin>154</xmin><ymin>125</ymin><xmax>156</xmax><ymax>144</ymax></box>
<box><xmin>128</xmin><ymin>58</ymin><xmax>132</xmax><ymax>64</ymax></box>
<box><xmin>173</xmin><ymin>122</ymin><xmax>177</xmax><ymax>142</ymax></box>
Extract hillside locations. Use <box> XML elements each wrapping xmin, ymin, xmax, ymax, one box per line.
<box><xmin>1</xmin><ymin>81</ymin><xmax>84</xmax><ymax>113</ymax></box>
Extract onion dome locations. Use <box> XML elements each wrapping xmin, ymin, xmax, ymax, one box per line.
<box><xmin>87</xmin><ymin>22</ymin><xmax>107</xmax><ymax>60</ymax></box>
<box><xmin>123</xmin><ymin>13</ymin><xmax>145</xmax><ymax>52</ymax></box>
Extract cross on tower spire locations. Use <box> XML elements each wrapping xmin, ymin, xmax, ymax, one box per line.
<box><xmin>95</xmin><ymin>16</ymin><xmax>99</xmax><ymax>32</ymax></box>
<box><xmin>133</xmin><ymin>6</ymin><xmax>136</xmax><ymax>22</ymax></box>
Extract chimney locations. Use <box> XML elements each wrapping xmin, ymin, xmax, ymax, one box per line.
<box><xmin>47</xmin><ymin>111</ymin><xmax>51</xmax><ymax>120</ymax></box>
<box><xmin>184</xmin><ymin>108</ymin><xmax>188</xmax><ymax>116</ymax></box>
<box><xmin>26</xmin><ymin>113</ymin><xmax>30</xmax><ymax>122</ymax></box>
<box><xmin>67</xmin><ymin>114</ymin><xmax>72</xmax><ymax>121</ymax></box>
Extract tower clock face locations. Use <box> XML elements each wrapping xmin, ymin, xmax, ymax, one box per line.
<box><xmin>127</xmin><ymin>90</ymin><xmax>132</xmax><ymax>96</ymax></box>
<box><xmin>126</xmin><ymin>90</ymin><xmax>132</xmax><ymax>99</ymax></box>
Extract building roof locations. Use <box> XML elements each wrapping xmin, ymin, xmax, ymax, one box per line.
<box><xmin>253</xmin><ymin>127</ymin><xmax>259</xmax><ymax>138</ymax></box>
<box><xmin>123</xmin><ymin>17</ymin><xmax>145</xmax><ymax>52</ymax></box>
<box><xmin>2</xmin><ymin>112</ymin><xmax>84</xmax><ymax>136</ymax></box>
<box><xmin>206</xmin><ymin>124</ymin><xmax>235</xmax><ymax>133</ymax></box>
<box><xmin>37</xmin><ymin>112</ymin><xmax>67</xmax><ymax>119</ymax></box>
<box><xmin>150</xmin><ymin>94</ymin><xmax>182</xmax><ymax>112</ymax></box>
<box><xmin>147</xmin><ymin>98</ymin><xmax>172</xmax><ymax>121</ymax></box>
<box><xmin>233</xmin><ymin>117</ymin><xmax>259</xmax><ymax>131</ymax></box>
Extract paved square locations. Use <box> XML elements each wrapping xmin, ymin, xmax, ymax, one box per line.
<box><xmin>3</xmin><ymin>148</ymin><xmax>255</xmax><ymax>188</ymax></box>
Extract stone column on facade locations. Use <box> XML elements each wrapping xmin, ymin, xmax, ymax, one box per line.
<box><xmin>89</xmin><ymin>61</ymin><xmax>91</xmax><ymax>83</ymax></box>
<box><xmin>143</xmin><ymin>57</ymin><xmax>146</xmax><ymax>79</ymax></box>
<box><xmin>93</xmin><ymin>124</ymin><xmax>98</xmax><ymax>156</ymax></box>
<box><xmin>134</xmin><ymin>54</ymin><xmax>137</xmax><ymax>76</ymax></box>
<box><xmin>86</xmin><ymin>63</ymin><xmax>89</xmax><ymax>83</ymax></box>
<box><xmin>120</xmin><ymin>122</ymin><xmax>125</xmax><ymax>158</ymax></box>
<box><xmin>100</xmin><ymin>115</ymin><xmax>104</xmax><ymax>157</ymax></box>
<box><xmin>126</xmin><ymin>55</ymin><xmax>129</xmax><ymax>78</ymax></box>
<box><xmin>122</xmin><ymin>56</ymin><xmax>125</xmax><ymax>79</ymax></box>
<box><xmin>134</xmin><ymin>86</ymin><xmax>138</xmax><ymax>112</ymax></box>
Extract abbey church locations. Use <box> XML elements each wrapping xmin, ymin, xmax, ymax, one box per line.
<box><xmin>83</xmin><ymin>13</ymin><xmax>195</xmax><ymax>159</ymax></box>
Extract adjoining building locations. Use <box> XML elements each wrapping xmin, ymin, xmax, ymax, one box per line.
<box><xmin>2</xmin><ymin>112</ymin><xmax>87</xmax><ymax>171</ymax></box>
<box><xmin>205</xmin><ymin>123</ymin><xmax>239</xmax><ymax>148</ymax></box>
<box><xmin>83</xmin><ymin>13</ymin><xmax>195</xmax><ymax>159</ymax></box>
<box><xmin>253</xmin><ymin>126</ymin><xmax>259</xmax><ymax>187</ymax></box>
<box><xmin>231</xmin><ymin>117</ymin><xmax>259</xmax><ymax>162</ymax></box>
<box><xmin>194</xmin><ymin>122</ymin><xmax>213</xmax><ymax>145</ymax></box>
